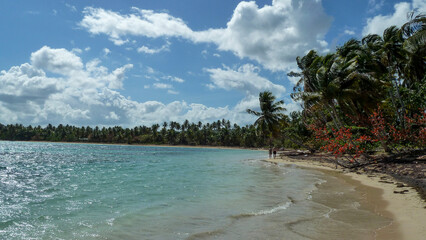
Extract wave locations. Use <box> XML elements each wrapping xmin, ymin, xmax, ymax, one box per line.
<box><xmin>231</xmin><ymin>200</ymin><xmax>293</xmax><ymax>220</ymax></box>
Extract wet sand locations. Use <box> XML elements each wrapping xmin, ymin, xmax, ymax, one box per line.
<box><xmin>266</xmin><ymin>157</ymin><xmax>426</xmax><ymax>240</ymax></box>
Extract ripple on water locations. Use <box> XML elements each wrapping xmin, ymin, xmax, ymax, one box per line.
<box><xmin>0</xmin><ymin>142</ymin><xmax>391</xmax><ymax>240</ymax></box>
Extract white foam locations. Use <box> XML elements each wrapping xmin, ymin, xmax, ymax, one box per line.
<box><xmin>252</xmin><ymin>201</ymin><xmax>292</xmax><ymax>216</ymax></box>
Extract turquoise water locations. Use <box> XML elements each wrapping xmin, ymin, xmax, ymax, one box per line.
<box><xmin>0</xmin><ymin>141</ymin><xmax>391</xmax><ymax>239</ymax></box>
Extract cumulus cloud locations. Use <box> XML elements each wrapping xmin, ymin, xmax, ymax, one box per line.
<box><xmin>0</xmin><ymin>47</ymin><xmax>135</xmax><ymax>125</ymax></box>
<box><xmin>0</xmin><ymin>46</ymin><xmax>260</xmax><ymax>126</ymax></box>
<box><xmin>106</xmin><ymin>111</ymin><xmax>120</xmax><ymax>120</ymax></box>
<box><xmin>0</xmin><ymin>63</ymin><xmax>60</xmax><ymax>106</ymax></box>
<box><xmin>31</xmin><ymin>46</ymin><xmax>83</xmax><ymax>74</ymax></box>
<box><xmin>234</xmin><ymin>95</ymin><xmax>260</xmax><ymax>113</ymax></box>
<box><xmin>80</xmin><ymin>7</ymin><xmax>193</xmax><ymax>45</ymax></box>
<box><xmin>206</xmin><ymin>64</ymin><xmax>286</xmax><ymax>97</ymax></box>
<box><xmin>363</xmin><ymin>0</ymin><xmax>426</xmax><ymax>35</ymax></box>
<box><xmin>79</xmin><ymin>0</ymin><xmax>332</xmax><ymax>71</ymax></box>
<box><xmin>194</xmin><ymin>0</ymin><xmax>332</xmax><ymax>71</ymax></box>
<box><xmin>183</xmin><ymin>104</ymin><xmax>231</xmax><ymax>122</ymax></box>
<box><xmin>205</xmin><ymin>63</ymin><xmax>287</xmax><ymax>121</ymax></box>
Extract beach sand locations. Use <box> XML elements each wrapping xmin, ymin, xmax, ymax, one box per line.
<box><xmin>266</xmin><ymin>156</ymin><xmax>426</xmax><ymax>240</ymax></box>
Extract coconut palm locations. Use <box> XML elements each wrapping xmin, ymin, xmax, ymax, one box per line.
<box><xmin>247</xmin><ymin>91</ymin><xmax>285</xmax><ymax>142</ymax></box>
<box><xmin>401</xmin><ymin>13</ymin><xmax>426</xmax><ymax>86</ymax></box>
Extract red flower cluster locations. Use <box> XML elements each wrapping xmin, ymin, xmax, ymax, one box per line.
<box><xmin>369</xmin><ymin>107</ymin><xmax>426</xmax><ymax>147</ymax></box>
<box><xmin>310</xmin><ymin>125</ymin><xmax>371</xmax><ymax>162</ymax></box>
<box><xmin>309</xmin><ymin>107</ymin><xmax>425</xmax><ymax>164</ymax></box>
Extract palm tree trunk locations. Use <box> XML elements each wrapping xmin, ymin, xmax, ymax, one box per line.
<box><xmin>328</xmin><ymin>102</ymin><xmax>343</xmax><ymax>129</ymax></box>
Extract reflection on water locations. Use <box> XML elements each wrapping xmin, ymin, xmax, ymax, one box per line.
<box><xmin>0</xmin><ymin>141</ymin><xmax>391</xmax><ymax>240</ymax></box>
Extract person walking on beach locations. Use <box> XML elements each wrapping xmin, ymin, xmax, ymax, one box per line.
<box><xmin>269</xmin><ymin>148</ymin><xmax>273</xmax><ymax>159</ymax></box>
<box><xmin>273</xmin><ymin>148</ymin><xmax>277</xmax><ymax>159</ymax></box>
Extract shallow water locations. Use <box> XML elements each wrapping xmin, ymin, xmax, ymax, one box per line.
<box><xmin>0</xmin><ymin>141</ymin><xmax>391</xmax><ymax>239</ymax></box>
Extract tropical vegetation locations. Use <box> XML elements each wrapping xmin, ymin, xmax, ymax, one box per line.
<box><xmin>277</xmin><ymin>13</ymin><xmax>425</xmax><ymax>166</ymax></box>
<box><xmin>1</xmin><ymin>14</ymin><xmax>424</xmax><ymax>161</ymax></box>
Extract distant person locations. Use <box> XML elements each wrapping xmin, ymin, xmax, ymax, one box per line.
<box><xmin>269</xmin><ymin>148</ymin><xmax>272</xmax><ymax>159</ymax></box>
<box><xmin>273</xmin><ymin>148</ymin><xmax>277</xmax><ymax>159</ymax></box>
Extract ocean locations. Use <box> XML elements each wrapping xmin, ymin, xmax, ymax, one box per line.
<box><xmin>0</xmin><ymin>141</ymin><xmax>392</xmax><ymax>239</ymax></box>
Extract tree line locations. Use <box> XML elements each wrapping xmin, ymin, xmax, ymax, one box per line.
<box><xmin>0</xmin><ymin>120</ymin><xmax>266</xmax><ymax>148</ymax></box>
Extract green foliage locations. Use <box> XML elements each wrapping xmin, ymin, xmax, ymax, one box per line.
<box><xmin>247</xmin><ymin>91</ymin><xmax>286</xmax><ymax>143</ymax></box>
<box><xmin>286</xmin><ymin>13</ymin><xmax>425</xmax><ymax>155</ymax></box>
<box><xmin>0</xmin><ymin>120</ymin><xmax>265</xmax><ymax>148</ymax></box>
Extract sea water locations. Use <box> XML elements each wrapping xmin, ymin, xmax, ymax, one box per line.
<box><xmin>0</xmin><ymin>141</ymin><xmax>392</xmax><ymax>239</ymax></box>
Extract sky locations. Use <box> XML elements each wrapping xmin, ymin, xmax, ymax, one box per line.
<box><xmin>0</xmin><ymin>0</ymin><xmax>425</xmax><ymax>127</ymax></box>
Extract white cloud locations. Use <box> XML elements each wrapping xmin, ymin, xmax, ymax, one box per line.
<box><xmin>344</xmin><ymin>30</ymin><xmax>355</xmax><ymax>35</ymax></box>
<box><xmin>206</xmin><ymin>64</ymin><xmax>286</xmax><ymax>96</ymax></box>
<box><xmin>183</xmin><ymin>104</ymin><xmax>232</xmax><ymax>122</ymax></box>
<box><xmin>194</xmin><ymin>0</ymin><xmax>332</xmax><ymax>71</ymax></box>
<box><xmin>163</xmin><ymin>75</ymin><xmax>185</xmax><ymax>83</ymax></box>
<box><xmin>31</xmin><ymin>46</ymin><xmax>83</xmax><ymax>74</ymax></box>
<box><xmin>234</xmin><ymin>95</ymin><xmax>260</xmax><ymax>113</ymax></box>
<box><xmin>153</xmin><ymin>83</ymin><xmax>172</xmax><ymax>89</ymax></box>
<box><xmin>201</xmin><ymin>50</ymin><xmax>208</xmax><ymax>56</ymax></box>
<box><xmin>65</xmin><ymin>3</ymin><xmax>77</xmax><ymax>12</ymax></box>
<box><xmin>0</xmin><ymin>47</ymin><xmax>263</xmax><ymax>126</ymax></box>
<box><xmin>137</xmin><ymin>41</ymin><xmax>170</xmax><ymax>54</ymax></box>
<box><xmin>367</xmin><ymin>0</ymin><xmax>385</xmax><ymax>14</ymax></box>
<box><xmin>167</xmin><ymin>90</ymin><xmax>179</xmax><ymax>95</ymax></box>
<box><xmin>171</xmin><ymin>77</ymin><xmax>184</xmax><ymax>83</ymax></box>
<box><xmin>146</xmin><ymin>66</ymin><xmax>155</xmax><ymax>74</ymax></box>
<box><xmin>103</xmin><ymin>48</ymin><xmax>111</xmax><ymax>56</ymax></box>
<box><xmin>106</xmin><ymin>111</ymin><xmax>120</xmax><ymax>120</ymax></box>
<box><xmin>283</xmin><ymin>98</ymin><xmax>302</xmax><ymax>114</ymax></box>
<box><xmin>80</xmin><ymin>7</ymin><xmax>193</xmax><ymax>46</ymax></box>
<box><xmin>79</xmin><ymin>0</ymin><xmax>332</xmax><ymax>71</ymax></box>
<box><xmin>72</xmin><ymin>48</ymin><xmax>83</xmax><ymax>54</ymax></box>
<box><xmin>106</xmin><ymin>64</ymin><xmax>134</xmax><ymax>89</ymax></box>
<box><xmin>0</xmin><ymin>63</ymin><xmax>60</xmax><ymax>106</ymax></box>
<box><xmin>363</xmin><ymin>0</ymin><xmax>426</xmax><ymax>35</ymax></box>
<box><xmin>0</xmin><ymin>46</ymin><xmax>136</xmax><ymax>125</ymax></box>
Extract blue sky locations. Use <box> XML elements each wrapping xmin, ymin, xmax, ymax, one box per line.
<box><xmin>0</xmin><ymin>0</ymin><xmax>424</xmax><ymax>127</ymax></box>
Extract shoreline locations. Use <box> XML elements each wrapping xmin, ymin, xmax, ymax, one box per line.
<box><xmin>266</xmin><ymin>156</ymin><xmax>425</xmax><ymax>240</ymax></box>
<box><xmin>1</xmin><ymin>140</ymin><xmax>265</xmax><ymax>151</ymax></box>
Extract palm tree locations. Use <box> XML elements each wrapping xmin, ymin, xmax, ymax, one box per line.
<box><xmin>401</xmin><ymin>13</ymin><xmax>426</xmax><ymax>86</ymax></box>
<box><xmin>247</xmin><ymin>91</ymin><xmax>285</xmax><ymax>144</ymax></box>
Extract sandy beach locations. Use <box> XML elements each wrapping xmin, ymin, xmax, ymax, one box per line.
<box><xmin>266</xmin><ymin>156</ymin><xmax>426</xmax><ymax>240</ymax></box>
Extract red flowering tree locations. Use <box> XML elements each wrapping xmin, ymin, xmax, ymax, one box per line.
<box><xmin>369</xmin><ymin>108</ymin><xmax>426</xmax><ymax>152</ymax></box>
<box><xmin>310</xmin><ymin>107</ymin><xmax>426</xmax><ymax>167</ymax></box>
<box><xmin>309</xmin><ymin>124</ymin><xmax>374</xmax><ymax>166</ymax></box>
